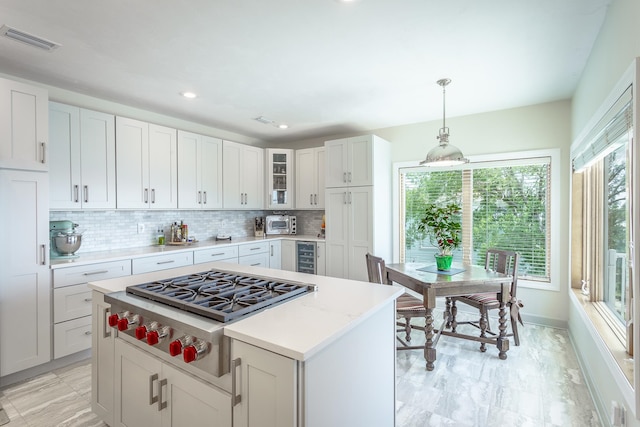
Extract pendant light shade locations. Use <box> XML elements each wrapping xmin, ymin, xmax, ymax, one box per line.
<box><xmin>420</xmin><ymin>78</ymin><xmax>469</xmax><ymax>166</ymax></box>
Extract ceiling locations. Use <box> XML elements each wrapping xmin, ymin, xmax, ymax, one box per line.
<box><xmin>0</xmin><ymin>0</ymin><xmax>611</xmax><ymax>143</ymax></box>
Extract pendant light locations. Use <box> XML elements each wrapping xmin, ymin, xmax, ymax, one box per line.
<box><xmin>420</xmin><ymin>78</ymin><xmax>469</xmax><ymax>166</ymax></box>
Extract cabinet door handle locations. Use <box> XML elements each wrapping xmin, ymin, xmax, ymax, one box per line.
<box><xmin>232</xmin><ymin>358</ymin><xmax>242</xmax><ymax>406</ymax></box>
<box><xmin>84</xmin><ymin>185</ymin><xmax>89</xmax><ymax>203</ymax></box>
<box><xmin>103</xmin><ymin>307</ymin><xmax>111</xmax><ymax>338</ymax></box>
<box><xmin>343</xmin><ymin>172</ymin><xmax>347</xmax><ymax>183</ymax></box>
<box><xmin>144</xmin><ymin>188</ymin><xmax>149</xmax><ymax>203</ymax></box>
<box><xmin>348</xmin><ymin>171</ymin><xmax>352</xmax><ymax>182</ymax></box>
<box><xmin>310</xmin><ymin>194</ymin><xmax>313</xmax><ymax>205</ymax></box>
<box><xmin>343</xmin><ymin>192</ymin><xmax>347</xmax><ymax>205</ymax></box>
<box><xmin>314</xmin><ymin>194</ymin><xmax>318</xmax><ymax>205</ymax></box>
<box><xmin>270</xmin><ymin>245</ymin><xmax>274</xmax><ymax>256</ymax></box>
<box><xmin>203</xmin><ymin>191</ymin><xmax>207</xmax><ymax>204</ymax></box>
<box><xmin>151</xmin><ymin>189</ymin><xmax>155</xmax><ymax>204</ymax></box>
<box><xmin>40</xmin><ymin>142</ymin><xmax>46</xmax><ymax>164</ymax></box>
<box><xmin>197</xmin><ymin>191</ymin><xmax>201</xmax><ymax>204</ymax></box>
<box><xmin>156</xmin><ymin>260</ymin><xmax>175</xmax><ymax>265</ymax></box>
<box><xmin>83</xmin><ymin>270</ymin><xmax>108</xmax><ymax>276</ymax></box>
<box><xmin>40</xmin><ymin>244</ymin><xmax>46</xmax><ymax>265</ymax></box>
<box><xmin>349</xmin><ymin>191</ymin><xmax>352</xmax><ymax>204</ymax></box>
<box><xmin>84</xmin><ymin>330</ymin><xmax>92</xmax><ymax>336</ymax></box>
<box><xmin>149</xmin><ymin>373</ymin><xmax>159</xmax><ymax>405</ymax></box>
<box><xmin>74</xmin><ymin>185</ymin><xmax>79</xmax><ymax>203</ymax></box>
<box><xmin>158</xmin><ymin>378</ymin><xmax>167</xmax><ymax>411</ymax></box>
<box><xmin>84</xmin><ymin>297</ymin><xmax>92</xmax><ymax>302</ymax></box>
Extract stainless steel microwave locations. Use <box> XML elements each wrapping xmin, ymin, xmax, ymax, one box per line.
<box><xmin>265</xmin><ymin>215</ymin><xmax>296</xmax><ymax>235</ymax></box>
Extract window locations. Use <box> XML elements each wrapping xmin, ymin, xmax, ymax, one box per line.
<box><xmin>571</xmin><ymin>84</ymin><xmax>633</xmax><ymax>350</ymax></box>
<box><xmin>399</xmin><ymin>155</ymin><xmax>551</xmax><ymax>283</ymax></box>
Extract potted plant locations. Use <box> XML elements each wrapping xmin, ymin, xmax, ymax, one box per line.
<box><xmin>418</xmin><ymin>202</ymin><xmax>462</xmax><ymax>271</ymax></box>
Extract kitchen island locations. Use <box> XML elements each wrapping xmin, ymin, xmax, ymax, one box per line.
<box><xmin>89</xmin><ymin>261</ymin><xmax>403</xmax><ymax>427</ymax></box>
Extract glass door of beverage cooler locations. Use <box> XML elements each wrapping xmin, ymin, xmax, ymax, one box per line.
<box><xmin>296</xmin><ymin>241</ymin><xmax>316</xmax><ymax>274</ymax></box>
<box><xmin>267</xmin><ymin>149</ymin><xmax>294</xmax><ymax>209</ymax></box>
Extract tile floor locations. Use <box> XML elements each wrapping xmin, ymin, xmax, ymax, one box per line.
<box><xmin>0</xmin><ymin>319</ymin><xmax>601</xmax><ymax>427</ymax></box>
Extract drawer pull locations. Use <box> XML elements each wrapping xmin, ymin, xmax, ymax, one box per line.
<box><xmin>84</xmin><ymin>331</ymin><xmax>92</xmax><ymax>336</ymax></box>
<box><xmin>250</xmin><ymin>247</ymin><xmax>261</xmax><ymax>251</ymax></box>
<box><xmin>84</xmin><ymin>298</ymin><xmax>92</xmax><ymax>302</ymax></box>
<box><xmin>251</xmin><ymin>263</ymin><xmax>261</xmax><ymax>266</ymax></box>
<box><xmin>83</xmin><ymin>270</ymin><xmax>109</xmax><ymax>276</ymax></box>
<box><xmin>211</xmin><ymin>253</ymin><xmax>225</xmax><ymax>257</ymax></box>
<box><xmin>156</xmin><ymin>260</ymin><xmax>175</xmax><ymax>265</ymax></box>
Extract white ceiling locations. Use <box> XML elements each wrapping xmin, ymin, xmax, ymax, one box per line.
<box><xmin>0</xmin><ymin>0</ymin><xmax>611</xmax><ymax>143</ymax></box>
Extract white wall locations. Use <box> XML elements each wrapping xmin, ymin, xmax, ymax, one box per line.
<box><xmin>570</xmin><ymin>0</ymin><xmax>640</xmax><ymax>425</ymax></box>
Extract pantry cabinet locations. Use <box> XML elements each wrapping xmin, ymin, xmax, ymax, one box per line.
<box><xmin>177</xmin><ymin>131</ymin><xmax>223</xmax><ymax>209</ymax></box>
<box><xmin>324</xmin><ymin>135</ymin><xmax>391</xmax><ymax>281</ymax></box>
<box><xmin>0</xmin><ymin>170</ymin><xmax>50</xmax><ymax>376</ymax></box>
<box><xmin>265</xmin><ymin>148</ymin><xmax>294</xmax><ymax>209</ymax></box>
<box><xmin>49</xmin><ymin>102</ymin><xmax>116</xmax><ymax>209</ymax></box>
<box><xmin>114</xmin><ymin>339</ymin><xmax>231</xmax><ymax>427</ymax></box>
<box><xmin>115</xmin><ymin>117</ymin><xmax>177</xmax><ymax>209</ymax></box>
<box><xmin>295</xmin><ymin>147</ymin><xmax>325</xmax><ymax>209</ymax></box>
<box><xmin>223</xmin><ymin>141</ymin><xmax>264</xmax><ymax>209</ymax></box>
<box><xmin>0</xmin><ymin>77</ymin><xmax>48</xmax><ymax>171</ymax></box>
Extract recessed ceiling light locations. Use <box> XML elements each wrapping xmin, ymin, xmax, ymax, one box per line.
<box><xmin>181</xmin><ymin>92</ymin><xmax>197</xmax><ymax>99</ymax></box>
<box><xmin>277</xmin><ymin>124</ymin><xmax>289</xmax><ymax>129</ymax></box>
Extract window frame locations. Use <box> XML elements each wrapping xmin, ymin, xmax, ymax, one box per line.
<box><xmin>392</xmin><ymin>148</ymin><xmax>562</xmax><ymax>292</ymax></box>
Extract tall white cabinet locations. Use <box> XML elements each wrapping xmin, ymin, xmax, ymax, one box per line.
<box><xmin>115</xmin><ymin>117</ymin><xmax>177</xmax><ymax>209</ymax></box>
<box><xmin>0</xmin><ymin>77</ymin><xmax>48</xmax><ymax>171</ymax></box>
<box><xmin>324</xmin><ymin>135</ymin><xmax>391</xmax><ymax>281</ymax></box>
<box><xmin>295</xmin><ymin>147</ymin><xmax>325</xmax><ymax>209</ymax></box>
<box><xmin>177</xmin><ymin>131</ymin><xmax>223</xmax><ymax>209</ymax></box>
<box><xmin>49</xmin><ymin>102</ymin><xmax>116</xmax><ymax>209</ymax></box>
<box><xmin>223</xmin><ymin>141</ymin><xmax>264</xmax><ymax>209</ymax></box>
<box><xmin>0</xmin><ymin>169</ymin><xmax>50</xmax><ymax>376</ymax></box>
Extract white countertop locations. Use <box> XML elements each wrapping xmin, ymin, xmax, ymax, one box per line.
<box><xmin>50</xmin><ymin>234</ymin><xmax>325</xmax><ymax>269</ymax></box>
<box><xmin>88</xmin><ymin>261</ymin><xmax>403</xmax><ymax>361</ymax></box>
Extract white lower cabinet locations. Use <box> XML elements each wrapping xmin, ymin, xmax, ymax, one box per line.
<box><xmin>268</xmin><ymin>240</ymin><xmax>281</xmax><ymax>269</ymax></box>
<box><xmin>316</xmin><ymin>242</ymin><xmax>326</xmax><ymax>276</ymax></box>
<box><xmin>232</xmin><ymin>340</ymin><xmax>296</xmax><ymax>427</ymax></box>
<box><xmin>132</xmin><ymin>252</ymin><xmax>193</xmax><ymax>274</ymax></box>
<box><xmin>53</xmin><ymin>260</ymin><xmax>131</xmax><ymax>359</ymax></box>
<box><xmin>280</xmin><ymin>240</ymin><xmax>295</xmax><ymax>272</ymax></box>
<box><xmin>193</xmin><ymin>245</ymin><xmax>239</xmax><ymax>265</ymax></box>
<box><xmin>114</xmin><ymin>339</ymin><xmax>231</xmax><ymax>427</ymax></box>
<box><xmin>92</xmin><ymin>291</ymin><xmax>116</xmax><ymax>426</ymax></box>
<box><xmin>238</xmin><ymin>241</ymin><xmax>269</xmax><ymax>267</ymax></box>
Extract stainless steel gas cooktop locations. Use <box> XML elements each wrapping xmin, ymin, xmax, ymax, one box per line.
<box><xmin>125</xmin><ymin>268</ymin><xmax>317</xmax><ymax>323</ymax></box>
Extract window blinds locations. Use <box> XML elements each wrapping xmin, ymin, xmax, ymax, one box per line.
<box><xmin>573</xmin><ymin>85</ymin><xmax>633</xmax><ymax>172</ymax></box>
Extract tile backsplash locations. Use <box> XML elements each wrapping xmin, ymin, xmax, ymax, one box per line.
<box><xmin>50</xmin><ymin>210</ymin><xmax>324</xmax><ymax>253</ymax></box>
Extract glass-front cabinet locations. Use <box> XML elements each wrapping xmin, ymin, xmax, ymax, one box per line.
<box><xmin>266</xmin><ymin>148</ymin><xmax>294</xmax><ymax>209</ymax></box>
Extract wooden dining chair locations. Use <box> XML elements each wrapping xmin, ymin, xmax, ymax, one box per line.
<box><xmin>365</xmin><ymin>253</ymin><xmax>427</xmax><ymax>350</ymax></box>
<box><xmin>448</xmin><ymin>248</ymin><xmax>522</xmax><ymax>351</ymax></box>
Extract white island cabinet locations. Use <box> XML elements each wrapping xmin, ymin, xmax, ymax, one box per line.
<box><xmin>88</xmin><ymin>262</ymin><xmax>401</xmax><ymax>427</ymax></box>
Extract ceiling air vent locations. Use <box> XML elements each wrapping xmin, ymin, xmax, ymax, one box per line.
<box><xmin>1</xmin><ymin>25</ymin><xmax>60</xmax><ymax>51</ymax></box>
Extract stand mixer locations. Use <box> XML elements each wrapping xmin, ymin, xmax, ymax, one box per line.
<box><xmin>50</xmin><ymin>220</ymin><xmax>83</xmax><ymax>259</ymax></box>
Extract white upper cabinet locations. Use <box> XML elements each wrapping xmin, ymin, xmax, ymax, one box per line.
<box><xmin>116</xmin><ymin>117</ymin><xmax>177</xmax><ymax>209</ymax></box>
<box><xmin>295</xmin><ymin>147</ymin><xmax>325</xmax><ymax>209</ymax></box>
<box><xmin>177</xmin><ymin>130</ymin><xmax>223</xmax><ymax>209</ymax></box>
<box><xmin>325</xmin><ymin>135</ymin><xmax>377</xmax><ymax>188</ymax></box>
<box><xmin>266</xmin><ymin>148</ymin><xmax>294</xmax><ymax>210</ymax></box>
<box><xmin>0</xmin><ymin>78</ymin><xmax>48</xmax><ymax>171</ymax></box>
<box><xmin>223</xmin><ymin>141</ymin><xmax>264</xmax><ymax>209</ymax></box>
<box><xmin>49</xmin><ymin>102</ymin><xmax>116</xmax><ymax>209</ymax></box>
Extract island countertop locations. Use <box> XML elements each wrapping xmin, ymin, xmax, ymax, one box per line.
<box><xmin>88</xmin><ymin>261</ymin><xmax>403</xmax><ymax>361</ymax></box>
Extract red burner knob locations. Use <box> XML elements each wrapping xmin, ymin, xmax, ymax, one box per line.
<box><xmin>183</xmin><ymin>345</ymin><xmax>197</xmax><ymax>363</ymax></box>
<box><xmin>169</xmin><ymin>340</ymin><xmax>183</xmax><ymax>357</ymax></box>
<box><xmin>147</xmin><ymin>330</ymin><xmax>159</xmax><ymax>345</ymax></box>
<box><xmin>135</xmin><ymin>325</ymin><xmax>148</xmax><ymax>340</ymax></box>
<box><xmin>108</xmin><ymin>314</ymin><xmax>119</xmax><ymax>327</ymax></box>
<box><xmin>117</xmin><ymin>318</ymin><xmax>129</xmax><ymax>331</ymax></box>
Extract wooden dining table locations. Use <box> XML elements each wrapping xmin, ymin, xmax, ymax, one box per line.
<box><xmin>385</xmin><ymin>262</ymin><xmax>513</xmax><ymax>371</ymax></box>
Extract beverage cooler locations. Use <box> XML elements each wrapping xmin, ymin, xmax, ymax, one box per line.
<box><xmin>296</xmin><ymin>241</ymin><xmax>316</xmax><ymax>274</ymax></box>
